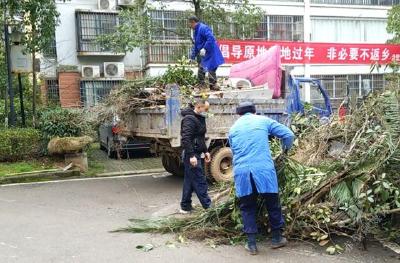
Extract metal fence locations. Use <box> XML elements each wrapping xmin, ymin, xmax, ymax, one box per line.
<box><xmin>145</xmin><ymin>41</ymin><xmax>192</xmax><ymax>64</ymax></box>
<box><xmin>76</xmin><ymin>11</ymin><xmax>118</xmax><ymax>52</ymax></box>
<box><xmin>80</xmin><ymin>80</ymin><xmax>122</xmax><ymax>107</ymax></box>
<box><xmin>311</xmin><ymin>0</ymin><xmax>400</xmax><ymax>5</ymax></box>
<box><xmin>46</xmin><ymin>79</ymin><xmax>60</xmax><ymax>105</ymax></box>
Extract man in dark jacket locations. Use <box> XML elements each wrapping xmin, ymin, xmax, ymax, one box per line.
<box><xmin>188</xmin><ymin>16</ymin><xmax>225</xmax><ymax>90</ymax></box>
<box><xmin>180</xmin><ymin>99</ymin><xmax>211</xmax><ymax>213</ymax></box>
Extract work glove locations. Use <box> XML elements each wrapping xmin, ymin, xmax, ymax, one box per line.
<box><xmin>199</xmin><ymin>48</ymin><xmax>206</xmax><ymax>57</ymax></box>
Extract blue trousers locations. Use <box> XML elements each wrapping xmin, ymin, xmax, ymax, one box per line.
<box><xmin>180</xmin><ymin>154</ymin><xmax>211</xmax><ymax>211</ymax></box>
<box><xmin>239</xmin><ymin>176</ymin><xmax>284</xmax><ymax>234</ymax></box>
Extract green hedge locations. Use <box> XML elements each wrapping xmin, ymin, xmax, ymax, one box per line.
<box><xmin>0</xmin><ymin>128</ymin><xmax>42</xmax><ymax>162</ymax></box>
<box><xmin>38</xmin><ymin>108</ymin><xmax>93</xmax><ymax>140</ymax></box>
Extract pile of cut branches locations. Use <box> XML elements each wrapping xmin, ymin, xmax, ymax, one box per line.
<box><xmin>93</xmin><ymin>59</ymin><xmax>198</xmax><ymax>124</ymax></box>
<box><xmin>118</xmin><ymin>89</ymin><xmax>400</xmax><ymax>253</ymax></box>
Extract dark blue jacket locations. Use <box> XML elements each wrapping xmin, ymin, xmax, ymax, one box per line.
<box><xmin>190</xmin><ymin>23</ymin><xmax>225</xmax><ymax>72</ymax></box>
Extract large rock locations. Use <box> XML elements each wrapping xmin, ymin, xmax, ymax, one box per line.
<box><xmin>48</xmin><ymin>136</ymin><xmax>93</xmax><ymax>155</ymax></box>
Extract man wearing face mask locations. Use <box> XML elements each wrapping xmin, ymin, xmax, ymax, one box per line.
<box><xmin>180</xmin><ymin>98</ymin><xmax>211</xmax><ymax>214</ymax></box>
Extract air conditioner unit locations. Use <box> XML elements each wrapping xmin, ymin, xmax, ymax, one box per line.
<box><xmin>104</xmin><ymin>62</ymin><xmax>125</xmax><ymax>78</ymax></box>
<box><xmin>98</xmin><ymin>0</ymin><xmax>116</xmax><ymax>10</ymax></box>
<box><xmin>118</xmin><ymin>0</ymin><xmax>134</xmax><ymax>5</ymax></box>
<box><xmin>82</xmin><ymin>65</ymin><xmax>101</xmax><ymax>78</ymax></box>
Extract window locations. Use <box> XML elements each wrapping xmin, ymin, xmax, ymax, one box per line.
<box><xmin>150</xmin><ymin>10</ymin><xmax>191</xmax><ymax>41</ymax></box>
<box><xmin>251</xmin><ymin>15</ymin><xmax>304</xmax><ymax>41</ymax></box>
<box><xmin>311</xmin><ymin>0</ymin><xmax>400</xmax><ymax>5</ymax></box>
<box><xmin>43</xmin><ymin>33</ymin><xmax>57</xmax><ymax>58</ymax></box>
<box><xmin>80</xmin><ymin>80</ymin><xmax>122</xmax><ymax>107</ymax></box>
<box><xmin>311</xmin><ymin>17</ymin><xmax>390</xmax><ymax>43</ymax></box>
<box><xmin>76</xmin><ymin>11</ymin><xmax>118</xmax><ymax>52</ymax></box>
<box><xmin>46</xmin><ymin>79</ymin><xmax>60</xmax><ymax>105</ymax></box>
<box><xmin>309</xmin><ymin>74</ymin><xmax>388</xmax><ymax>109</ymax></box>
<box><xmin>270</xmin><ymin>16</ymin><xmax>303</xmax><ymax>41</ymax></box>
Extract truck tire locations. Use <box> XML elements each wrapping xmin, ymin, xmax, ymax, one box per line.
<box><xmin>162</xmin><ymin>154</ymin><xmax>184</xmax><ymax>177</ymax></box>
<box><xmin>204</xmin><ymin>147</ymin><xmax>220</xmax><ymax>179</ymax></box>
<box><xmin>209</xmin><ymin>147</ymin><xmax>233</xmax><ymax>182</ymax></box>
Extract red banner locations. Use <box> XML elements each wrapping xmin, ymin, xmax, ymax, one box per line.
<box><xmin>218</xmin><ymin>40</ymin><xmax>400</xmax><ymax>65</ymax></box>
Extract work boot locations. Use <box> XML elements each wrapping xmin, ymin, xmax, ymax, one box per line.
<box><xmin>271</xmin><ymin>229</ymin><xmax>288</xmax><ymax>249</ymax></box>
<box><xmin>245</xmin><ymin>233</ymin><xmax>258</xmax><ymax>255</ymax></box>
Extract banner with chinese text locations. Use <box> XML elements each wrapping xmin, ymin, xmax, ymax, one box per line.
<box><xmin>218</xmin><ymin>40</ymin><xmax>400</xmax><ymax>65</ymax></box>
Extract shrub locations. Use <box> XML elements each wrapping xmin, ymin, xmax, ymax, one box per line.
<box><xmin>38</xmin><ymin>108</ymin><xmax>93</xmax><ymax>140</ymax></box>
<box><xmin>0</xmin><ymin>128</ymin><xmax>42</xmax><ymax>162</ymax></box>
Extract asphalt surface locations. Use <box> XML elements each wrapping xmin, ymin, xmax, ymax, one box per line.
<box><xmin>0</xmin><ymin>173</ymin><xmax>399</xmax><ymax>263</ymax></box>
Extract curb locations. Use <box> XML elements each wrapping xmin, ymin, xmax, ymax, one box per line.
<box><xmin>95</xmin><ymin>168</ymin><xmax>166</xmax><ymax>177</ymax></box>
<box><xmin>0</xmin><ymin>168</ymin><xmax>167</xmax><ymax>185</ymax></box>
<box><xmin>0</xmin><ymin>169</ymin><xmax>81</xmax><ymax>185</ymax></box>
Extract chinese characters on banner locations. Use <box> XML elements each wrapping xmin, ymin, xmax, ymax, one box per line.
<box><xmin>218</xmin><ymin>40</ymin><xmax>400</xmax><ymax>64</ymax></box>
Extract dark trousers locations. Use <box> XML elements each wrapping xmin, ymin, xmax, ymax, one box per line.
<box><xmin>198</xmin><ymin>64</ymin><xmax>217</xmax><ymax>88</ymax></box>
<box><xmin>239</xmin><ymin>176</ymin><xmax>285</xmax><ymax>234</ymax></box>
<box><xmin>180</xmin><ymin>154</ymin><xmax>211</xmax><ymax>211</ymax></box>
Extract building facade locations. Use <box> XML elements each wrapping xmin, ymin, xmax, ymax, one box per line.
<box><xmin>41</xmin><ymin>0</ymin><xmax>400</xmax><ymax>108</ymax></box>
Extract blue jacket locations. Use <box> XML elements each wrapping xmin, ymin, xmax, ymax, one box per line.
<box><xmin>191</xmin><ymin>23</ymin><xmax>225</xmax><ymax>72</ymax></box>
<box><xmin>228</xmin><ymin>113</ymin><xmax>295</xmax><ymax>197</ymax></box>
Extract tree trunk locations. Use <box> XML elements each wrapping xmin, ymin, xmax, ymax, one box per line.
<box><xmin>18</xmin><ymin>73</ymin><xmax>26</xmax><ymax>127</ymax></box>
<box><xmin>32</xmin><ymin>51</ymin><xmax>37</xmax><ymax>127</ymax></box>
<box><xmin>193</xmin><ymin>0</ymin><xmax>202</xmax><ymax>20</ymax></box>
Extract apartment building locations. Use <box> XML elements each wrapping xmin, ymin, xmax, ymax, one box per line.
<box><xmin>40</xmin><ymin>0</ymin><xmax>400</xmax><ymax>108</ymax></box>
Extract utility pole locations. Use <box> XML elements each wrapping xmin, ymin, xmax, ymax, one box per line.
<box><xmin>3</xmin><ymin>1</ymin><xmax>16</xmax><ymax>127</ymax></box>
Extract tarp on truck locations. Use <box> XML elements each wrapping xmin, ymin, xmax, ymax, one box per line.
<box><xmin>229</xmin><ymin>45</ymin><xmax>282</xmax><ymax>99</ymax></box>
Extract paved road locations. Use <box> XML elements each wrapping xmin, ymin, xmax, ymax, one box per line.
<box><xmin>0</xmin><ymin>174</ymin><xmax>398</xmax><ymax>263</ymax></box>
<box><xmin>89</xmin><ymin>148</ymin><xmax>163</xmax><ymax>173</ymax></box>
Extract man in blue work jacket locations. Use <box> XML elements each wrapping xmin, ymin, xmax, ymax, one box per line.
<box><xmin>228</xmin><ymin>102</ymin><xmax>295</xmax><ymax>255</ymax></box>
<box><xmin>188</xmin><ymin>16</ymin><xmax>225</xmax><ymax>90</ymax></box>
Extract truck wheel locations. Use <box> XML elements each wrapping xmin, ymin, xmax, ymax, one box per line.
<box><xmin>162</xmin><ymin>154</ymin><xmax>184</xmax><ymax>177</ymax></box>
<box><xmin>209</xmin><ymin>147</ymin><xmax>233</xmax><ymax>182</ymax></box>
<box><xmin>204</xmin><ymin>147</ymin><xmax>220</xmax><ymax>179</ymax></box>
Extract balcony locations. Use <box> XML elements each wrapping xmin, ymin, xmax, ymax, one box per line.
<box><xmin>311</xmin><ymin>0</ymin><xmax>400</xmax><ymax>6</ymax></box>
<box><xmin>76</xmin><ymin>10</ymin><xmax>124</xmax><ymax>56</ymax></box>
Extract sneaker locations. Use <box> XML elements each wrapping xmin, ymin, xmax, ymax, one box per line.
<box><xmin>245</xmin><ymin>243</ymin><xmax>258</xmax><ymax>255</ymax></box>
<box><xmin>179</xmin><ymin>209</ymin><xmax>192</xmax><ymax>215</ymax></box>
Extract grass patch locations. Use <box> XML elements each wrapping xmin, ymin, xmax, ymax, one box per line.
<box><xmin>0</xmin><ymin>159</ymin><xmax>56</xmax><ymax>177</ymax></box>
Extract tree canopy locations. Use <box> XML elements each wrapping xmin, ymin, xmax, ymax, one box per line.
<box><xmin>387</xmin><ymin>5</ymin><xmax>400</xmax><ymax>44</ymax></box>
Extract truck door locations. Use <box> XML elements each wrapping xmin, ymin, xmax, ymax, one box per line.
<box><xmin>288</xmin><ymin>77</ymin><xmax>333</xmax><ymax>117</ymax></box>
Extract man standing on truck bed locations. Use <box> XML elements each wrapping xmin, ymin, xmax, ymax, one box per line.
<box><xmin>188</xmin><ymin>16</ymin><xmax>225</xmax><ymax>90</ymax></box>
<box><xmin>228</xmin><ymin>102</ymin><xmax>295</xmax><ymax>255</ymax></box>
<box><xmin>180</xmin><ymin>99</ymin><xmax>211</xmax><ymax>214</ymax></box>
